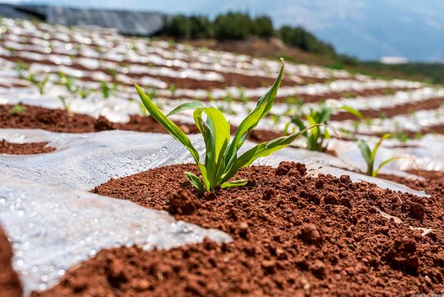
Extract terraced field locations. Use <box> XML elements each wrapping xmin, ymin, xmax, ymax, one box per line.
<box><xmin>0</xmin><ymin>17</ymin><xmax>443</xmax><ymax>297</ymax></box>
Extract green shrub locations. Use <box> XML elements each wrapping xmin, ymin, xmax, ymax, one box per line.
<box><xmin>163</xmin><ymin>15</ymin><xmax>214</xmax><ymax>39</ymax></box>
<box><xmin>252</xmin><ymin>15</ymin><xmax>274</xmax><ymax>38</ymax></box>
<box><xmin>278</xmin><ymin>26</ymin><xmax>335</xmax><ymax>56</ymax></box>
<box><xmin>214</xmin><ymin>12</ymin><xmax>253</xmax><ymax>40</ymax></box>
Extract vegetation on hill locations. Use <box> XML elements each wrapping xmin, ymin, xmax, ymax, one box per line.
<box><xmin>160</xmin><ymin>12</ymin><xmax>336</xmax><ymax>58</ymax></box>
<box><xmin>161</xmin><ymin>11</ymin><xmax>443</xmax><ymax>85</ymax></box>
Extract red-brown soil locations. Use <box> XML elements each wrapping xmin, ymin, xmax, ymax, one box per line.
<box><xmin>331</xmin><ymin>96</ymin><xmax>444</xmax><ymax>122</ymax></box>
<box><xmin>34</xmin><ymin>162</ymin><xmax>444</xmax><ymax>296</ymax></box>
<box><xmin>0</xmin><ymin>225</ymin><xmax>23</xmax><ymax>297</ymax></box>
<box><xmin>0</xmin><ymin>104</ymin><xmax>198</xmax><ymax>134</ymax></box>
<box><xmin>0</xmin><ymin>140</ymin><xmax>55</xmax><ymax>155</ymax></box>
<box><xmin>0</xmin><ymin>104</ymin><xmax>282</xmax><ymax>143</ymax></box>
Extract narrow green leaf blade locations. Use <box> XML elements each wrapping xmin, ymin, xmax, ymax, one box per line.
<box><xmin>342</xmin><ymin>105</ymin><xmax>364</xmax><ymax>119</ymax></box>
<box><xmin>167</xmin><ymin>101</ymin><xmax>207</xmax><ymax>117</ymax></box>
<box><xmin>371</xmin><ymin>133</ymin><xmax>391</xmax><ymax>160</ymax></box>
<box><xmin>185</xmin><ymin>172</ymin><xmax>205</xmax><ymax>193</ymax></box>
<box><xmin>222</xmin><ymin>125</ymin><xmax>318</xmax><ymax>183</ymax></box>
<box><xmin>134</xmin><ymin>83</ymin><xmax>201</xmax><ymax>163</ymax></box>
<box><xmin>221</xmin><ymin>179</ymin><xmax>248</xmax><ymax>189</ymax></box>
<box><xmin>225</xmin><ymin>59</ymin><xmax>285</xmax><ymax>168</ymax></box>
<box><xmin>357</xmin><ymin>139</ymin><xmax>372</xmax><ymax>166</ymax></box>
<box><xmin>373</xmin><ymin>156</ymin><xmax>404</xmax><ymax>177</ymax></box>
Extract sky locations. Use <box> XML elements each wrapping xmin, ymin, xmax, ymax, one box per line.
<box><xmin>1</xmin><ymin>0</ymin><xmax>444</xmax><ymax>62</ymax></box>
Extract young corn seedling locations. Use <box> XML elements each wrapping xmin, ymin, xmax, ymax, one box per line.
<box><xmin>290</xmin><ymin>103</ymin><xmax>333</xmax><ymax>152</ymax></box>
<box><xmin>357</xmin><ymin>134</ymin><xmax>403</xmax><ymax>177</ymax></box>
<box><xmin>15</xmin><ymin>61</ymin><xmax>29</xmax><ymax>79</ymax></box>
<box><xmin>9</xmin><ymin>105</ymin><xmax>26</xmax><ymax>115</ymax></box>
<box><xmin>58</xmin><ymin>95</ymin><xmax>71</xmax><ymax>112</ymax></box>
<box><xmin>100</xmin><ymin>81</ymin><xmax>118</xmax><ymax>99</ymax></box>
<box><xmin>27</xmin><ymin>73</ymin><xmax>50</xmax><ymax>95</ymax></box>
<box><xmin>78</xmin><ymin>87</ymin><xmax>92</xmax><ymax>99</ymax></box>
<box><xmin>169</xmin><ymin>84</ymin><xmax>177</xmax><ymax>97</ymax></box>
<box><xmin>58</xmin><ymin>72</ymin><xmax>78</xmax><ymax>93</ymax></box>
<box><xmin>134</xmin><ymin>60</ymin><xmax>316</xmax><ymax>193</ymax></box>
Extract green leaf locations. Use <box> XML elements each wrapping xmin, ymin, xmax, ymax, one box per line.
<box><xmin>221</xmin><ymin>179</ymin><xmax>248</xmax><ymax>189</ymax></box>
<box><xmin>342</xmin><ymin>105</ymin><xmax>364</xmax><ymax>119</ymax></box>
<box><xmin>185</xmin><ymin>172</ymin><xmax>204</xmax><ymax>193</ymax></box>
<box><xmin>373</xmin><ymin>156</ymin><xmax>404</xmax><ymax>177</ymax></box>
<box><xmin>167</xmin><ymin>101</ymin><xmax>207</xmax><ymax>117</ymax></box>
<box><xmin>371</xmin><ymin>133</ymin><xmax>391</xmax><ymax>160</ymax></box>
<box><xmin>221</xmin><ymin>125</ymin><xmax>317</xmax><ymax>183</ymax></box>
<box><xmin>224</xmin><ymin>59</ymin><xmax>285</xmax><ymax>171</ymax></box>
<box><xmin>193</xmin><ymin>107</ymin><xmax>230</xmax><ymax>190</ymax></box>
<box><xmin>357</xmin><ymin>139</ymin><xmax>373</xmax><ymax>175</ymax></box>
<box><xmin>134</xmin><ymin>83</ymin><xmax>201</xmax><ymax>164</ymax></box>
<box><xmin>317</xmin><ymin>105</ymin><xmax>333</xmax><ymax>124</ymax></box>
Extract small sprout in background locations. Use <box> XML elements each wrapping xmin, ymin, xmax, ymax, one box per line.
<box><xmin>364</xmin><ymin>118</ymin><xmax>374</xmax><ymax>128</ymax></box>
<box><xmin>129</xmin><ymin>42</ymin><xmax>138</xmax><ymax>51</ymax></box>
<box><xmin>27</xmin><ymin>73</ymin><xmax>50</xmax><ymax>95</ymax></box>
<box><xmin>351</xmin><ymin>120</ymin><xmax>361</xmax><ymax>137</ymax></box>
<box><xmin>73</xmin><ymin>44</ymin><xmax>82</xmax><ymax>55</ymax></box>
<box><xmin>47</xmin><ymin>42</ymin><xmax>54</xmax><ymax>53</ymax></box>
<box><xmin>134</xmin><ymin>59</ymin><xmax>319</xmax><ymax>193</ymax></box>
<box><xmin>78</xmin><ymin>88</ymin><xmax>92</xmax><ymax>99</ymax></box>
<box><xmin>58</xmin><ymin>95</ymin><xmax>71</xmax><ymax>112</ymax></box>
<box><xmin>109</xmin><ymin>68</ymin><xmax>118</xmax><ymax>81</ymax></box>
<box><xmin>58</xmin><ymin>72</ymin><xmax>78</xmax><ymax>93</ymax></box>
<box><xmin>9</xmin><ymin>105</ymin><xmax>27</xmax><ymax>115</ymax></box>
<box><xmin>341</xmin><ymin>105</ymin><xmax>364</xmax><ymax>120</ymax></box>
<box><xmin>382</xmin><ymin>89</ymin><xmax>396</xmax><ymax>96</ymax></box>
<box><xmin>291</xmin><ymin>103</ymin><xmax>333</xmax><ymax>152</ymax></box>
<box><xmin>238</xmin><ymin>87</ymin><xmax>248</xmax><ymax>103</ymax></box>
<box><xmin>414</xmin><ymin>132</ymin><xmax>423</xmax><ymax>140</ymax></box>
<box><xmin>340</xmin><ymin>105</ymin><xmax>366</xmax><ymax>139</ymax></box>
<box><xmin>223</xmin><ymin>93</ymin><xmax>234</xmax><ymax>104</ymax></box>
<box><xmin>169</xmin><ymin>84</ymin><xmax>177</xmax><ymax>97</ymax></box>
<box><xmin>357</xmin><ymin>134</ymin><xmax>403</xmax><ymax>177</ymax></box>
<box><xmin>168</xmin><ymin>39</ymin><xmax>176</xmax><ymax>47</ymax></box>
<box><xmin>392</xmin><ymin>131</ymin><xmax>410</xmax><ymax>143</ymax></box>
<box><xmin>271</xmin><ymin>114</ymin><xmax>281</xmax><ymax>129</ymax></box>
<box><xmin>206</xmin><ymin>90</ymin><xmax>215</xmax><ymax>103</ymax></box>
<box><xmin>15</xmin><ymin>61</ymin><xmax>29</xmax><ymax>79</ymax></box>
<box><xmin>284</xmin><ymin>97</ymin><xmax>304</xmax><ymax>117</ymax></box>
<box><xmin>96</xmin><ymin>47</ymin><xmax>105</xmax><ymax>57</ymax></box>
<box><xmin>100</xmin><ymin>81</ymin><xmax>118</xmax><ymax>99</ymax></box>
<box><xmin>343</xmin><ymin>91</ymin><xmax>356</xmax><ymax>99</ymax></box>
<box><xmin>146</xmin><ymin>89</ymin><xmax>157</xmax><ymax>100</ymax></box>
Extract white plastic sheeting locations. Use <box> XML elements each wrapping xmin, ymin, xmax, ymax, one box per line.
<box><xmin>329</xmin><ymin>135</ymin><xmax>444</xmax><ymax>172</ymax></box>
<box><xmin>0</xmin><ymin>176</ymin><xmax>231</xmax><ymax>295</ymax></box>
<box><xmin>0</xmin><ymin>129</ymin><xmax>428</xmax><ymax>196</ymax></box>
<box><xmin>0</xmin><ymin>128</ymin><xmax>431</xmax><ymax>295</ymax></box>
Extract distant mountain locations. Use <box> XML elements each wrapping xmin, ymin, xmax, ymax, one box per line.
<box><xmin>2</xmin><ymin>0</ymin><xmax>444</xmax><ymax>61</ymax></box>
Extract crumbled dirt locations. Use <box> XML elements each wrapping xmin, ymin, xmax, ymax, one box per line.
<box><xmin>0</xmin><ymin>104</ymin><xmax>198</xmax><ymax>134</ymax></box>
<box><xmin>0</xmin><ymin>225</ymin><xmax>23</xmax><ymax>297</ymax></box>
<box><xmin>0</xmin><ymin>104</ymin><xmax>283</xmax><ymax>143</ymax></box>
<box><xmin>35</xmin><ymin>162</ymin><xmax>444</xmax><ymax>297</ymax></box>
<box><xmin>331</xmin><ymin>96</ymin><xmax>444</xmax><ymax>121</ymax></box>
<box><xmin>0</xmin><ymin>140</ymin><xmax>55</xmax><ymax>155</ymax></box>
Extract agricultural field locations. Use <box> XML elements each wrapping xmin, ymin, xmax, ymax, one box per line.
<box><xmin>0</xmin><ymin>17</ymin><xmax>443</xmax><ymax>297</ymax></box>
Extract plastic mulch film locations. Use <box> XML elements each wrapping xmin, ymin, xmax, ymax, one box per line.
<box><xmin>0</xmin><ymin>129</ymin><xmax>429</xmax><ymax>197</ymax></box>
<box><xmin>0</xmin><ymin>176</ymin><xmax>231</xmax><ymax>295</ymax></box>
<box><xmin>0</xmin><ymin>128</ymin><xmax>431</xmax><ymax>295</ymax></box>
